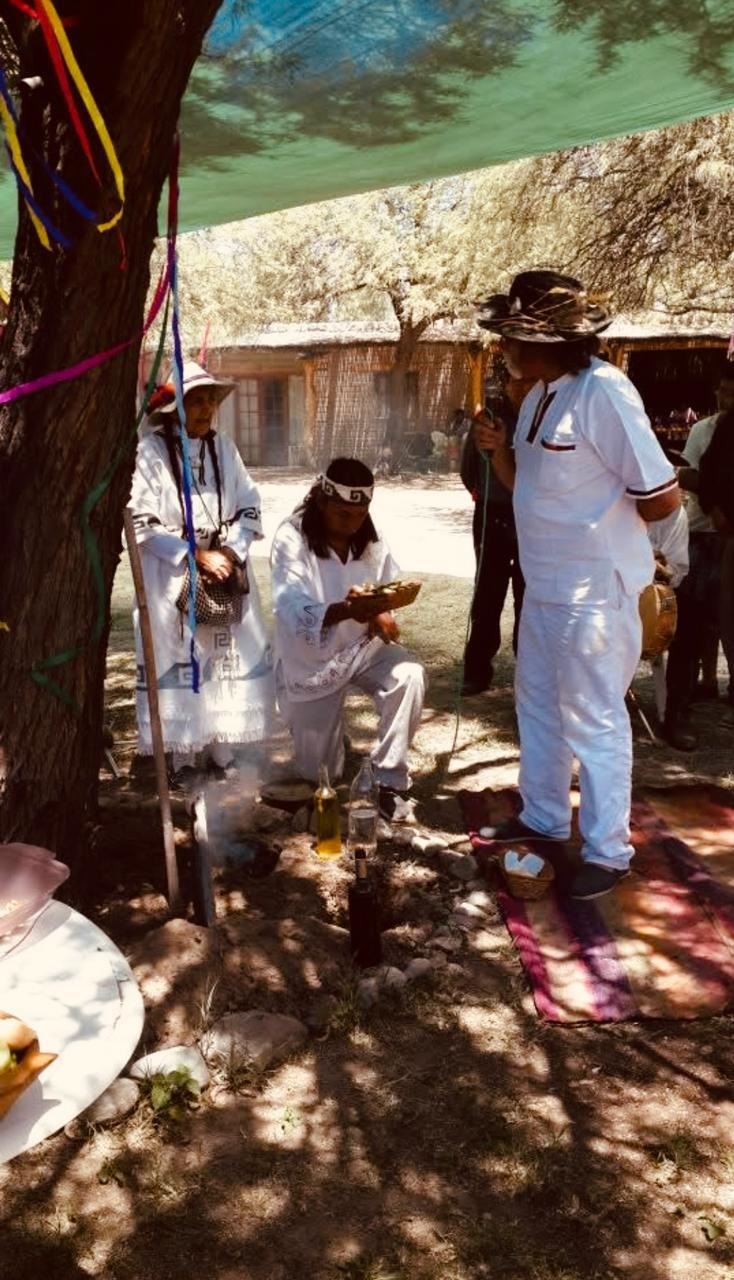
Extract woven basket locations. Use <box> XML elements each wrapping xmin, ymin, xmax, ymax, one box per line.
<box><xmin>501</xmin><ymin>851</ymin><xmax>555</xmax><ymax>900</ymax></box>
<box><xmin>349</xmin><ymin>579</ymin><xmax>422</xmax><ymax>620</ymax></box>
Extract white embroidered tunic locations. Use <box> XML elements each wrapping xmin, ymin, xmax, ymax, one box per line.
<box><xmin>270</xmin><ymin>513</ymin><xmax>400</xmax><ymax>701</ymax></box>
<box><xmin>128</xmin><ymin>430</ymin><xmax>273</xmax><ymax>753</ymax></box>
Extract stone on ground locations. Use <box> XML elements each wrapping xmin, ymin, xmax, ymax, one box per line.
<box><xmin>130</xmin><ymin>1044</ymin><xmax>210</xmax><ymax>1089</ymax></box>
<box><xmin>203</xmin><ymin>1010</ymin><xmax>308</xmax><ymax>1069</ymax></box>
<box><xmin>440</xmin><ymin>850</ymin><xmax>478</xmax><ymax>881</ymax></box>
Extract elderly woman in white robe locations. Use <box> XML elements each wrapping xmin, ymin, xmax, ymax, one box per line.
<box><xmin>128</xmin><ymin>361</ymin><xmax>273</xmax><ymax>783</ymax></box>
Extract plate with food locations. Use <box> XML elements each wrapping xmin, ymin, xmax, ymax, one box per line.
<box><xmin>0</xmin><ymin>1013</ymin><xmax>56</xmax><ymax>1121</ymax></box>
<box><xmin>347</xmin><ymin>579</ymin><xmax>422</xmax><ymax>621</ymax></box>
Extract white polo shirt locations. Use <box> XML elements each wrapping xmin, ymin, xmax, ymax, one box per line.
<box><xmin>681</xmin><ymin>414</ymin><xmax>718</xmax><ymax>534</ymax></box>
<box><xmin>513</xmin><ymin>358</ymin><xmax>677</xmax><ymax>605</ymax></box>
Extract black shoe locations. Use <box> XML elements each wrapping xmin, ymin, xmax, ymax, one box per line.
<box><xmin>569</xmin><ymin>864</ymin><xmax>629</xmax><ymax>901</ymax></box>
<box><xmin>461</xmin><ymin>679</ymin><xmax>491</xmax><ymax>697</ymax></box>
<box><xmin>168</xmin><ymin>764</ymin><xmax>201</xmax><ymax>791</ymax></box>
<box><xmin>478</xmin><ymin>815</ymin><xmax>565</xmax><ymax>843</ymax></box>
<box><xmin>378</xmin><ymin>786</ymin><xmax>417</xmax><ymax>825</ymax></box>
<box><xmin>661</xmin><ymin>719</ymin><xmax>697</xmax><ymax>752</ymax></box>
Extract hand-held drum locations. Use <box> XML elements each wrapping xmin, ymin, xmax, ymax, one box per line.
<box><xmin>639</xmin><ymin>582</ymin><xmax>677</xmax><ymax>659</ymax></box>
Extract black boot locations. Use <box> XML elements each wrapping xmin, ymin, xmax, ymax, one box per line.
<box><xmin>662</xmin><ymin>714</ymin><xmax>697</xmax><ymax>752</ymax></box>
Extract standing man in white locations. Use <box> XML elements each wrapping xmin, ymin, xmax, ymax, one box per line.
<box><xmin>474</xmin><ymin>271</ymin><xmax>680</xmax><ymax>900</ymax></box>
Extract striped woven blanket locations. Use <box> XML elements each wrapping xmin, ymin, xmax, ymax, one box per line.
<box><xmin>459</xmin><ymin>786</ymin><xmax>734</xmax><ymax>1023</ymax></box>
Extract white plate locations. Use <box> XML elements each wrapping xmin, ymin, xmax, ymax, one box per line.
<box><xmin>0</xmin><ymin>902</ymin><xmax>144</xmax><ymax>1164</ymax></box>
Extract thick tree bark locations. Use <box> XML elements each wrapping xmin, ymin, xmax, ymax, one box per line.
<box><xmin>385</xmin><ymin>313</ymin><xmax>430</xmax><ymax>452</ymax></box>
<box><xmin>0</xmin><ymin>1</ymin><xmax>222</xmax><ymax>879</ymax></box>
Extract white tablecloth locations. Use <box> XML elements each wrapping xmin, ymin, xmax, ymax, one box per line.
<box><xmin>0</xmin><ymin>901</ymin><xmax>144</xmax><ymax>1164</ymax></box>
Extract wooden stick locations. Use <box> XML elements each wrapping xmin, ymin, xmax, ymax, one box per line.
<box><xmin>123</xmin><ymin>509</ymin><xmax>182</xmax><ymax>915</ymax></box>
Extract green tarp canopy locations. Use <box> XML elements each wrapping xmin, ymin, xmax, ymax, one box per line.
<box><xmin>1</xmin><ymin>1</ymin><xmax>734</xmax><ymax>257</ymax></box>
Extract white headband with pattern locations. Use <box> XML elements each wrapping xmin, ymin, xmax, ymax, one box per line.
<box><xmin>319</xmin><ymin>474</ymin><xmax>374</xmax><ymax>504</ymax></box>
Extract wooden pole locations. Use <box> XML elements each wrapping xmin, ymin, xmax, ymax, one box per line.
<box><xmin>123</xmin><ymin>509</ymin><xmax>182</xmax><ymax>915</ymax></box>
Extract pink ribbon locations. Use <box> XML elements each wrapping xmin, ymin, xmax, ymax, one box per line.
<box><xmin>0</xmin><ymin>265</ymin><xmax>170</xmax><ymax>406</ymax></box>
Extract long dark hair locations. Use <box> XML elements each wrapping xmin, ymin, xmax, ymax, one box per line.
<box><xmin>545</xmin><ymin>335</ymin><xmax>601</xmax><ymax>374</ymax></box>
<box><xmin>159</xmin><ymin>421</ymin><xmax>224</xmax><ymax>534</ymax></box>
<box><xmin>299</xmin><ymin>457</ymin><xmax>379</xmax><ymax>559</ymax></box>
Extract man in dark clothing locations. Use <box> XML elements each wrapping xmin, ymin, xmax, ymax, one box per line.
<box><xmin>459</xmin><ymin>389</ymin><xmax>524</xmax><ymax>696</ymax></box>
<box><xmin>662</xmin><ymin>374</ymin><xmax>734</xmax><ymax>749</ymax></box>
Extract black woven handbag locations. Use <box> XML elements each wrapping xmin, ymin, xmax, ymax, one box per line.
<box><xmin>175</xmin><ymin>559</ymin><xmax>248</xmax><ymax>627</ymax></box>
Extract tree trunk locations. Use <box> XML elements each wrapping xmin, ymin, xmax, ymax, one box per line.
<box><xmin>0</xmin><ymin>1</ymin><xmax>223</xmax><ymax>881</ymax></box>
<box><xmin>385</xmin><ymin>318</ymin><xmax>428</xmax><ymax>456</ymax></box>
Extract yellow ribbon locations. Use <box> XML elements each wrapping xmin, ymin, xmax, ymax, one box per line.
<box><xmin>38</xmin><ymin>0</ymin><xmax>125</xmax><ymax>233</ymax></box>
<box><xmin>0</xmin><ymin>95</ymin><xmax>51</xmax><ymax>250</ymax></box>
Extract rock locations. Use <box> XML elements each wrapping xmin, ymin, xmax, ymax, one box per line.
<box><xmin>405</xmin><ymin>957</ymin><xmax>433</xmax><ymax>984</ymax></box>
<box><xmin>251</xmin><ymin>802</ymin><xmax>290</xmax><ymax>833</ymax></box>
<box><xmin>429</xmin><ymin>928</ymin><xmax>462</xmax><ymax>953</ymax></box>
<box><xmin>127</xmin><ymin>918</ymin><xmax>222</xmax><ymax>1047</ymax></box>
<box><xmin>411</xmin><ymin>833</ymin><xmax>447</xmax><ymax>854</ymax></box>
<box><xmin>381</xmin><ymin>966</ymin><xmax>407</xmax><ymax>993</ymax></box>
<box><xmin>451</xmin><ymin>903</ymin><xmax>486</xmax><ymax>931</ymax></box>
<box><xmin>357</xmin><ymin>977</ymin><xmax>380</xmax><ymax>1008</ymax></box>
<box><xmin>73</xmin><ymin>1078</ymin><xmax>140</xmax><ymax>1129</ymax></box>
<box><xmin>203</xmin><ymin>1010</ymin><xmax>308</xmax><ymax>1070</ymax></box>
<box><xmin>130</xmin><ymin>1045</ymin><xmax>210</xmax><ymax>1089</ymax></box>
<box><xmin>291</xmin><ymin>805</ymin><xmax>311</xmax><ymax>833</ymax></box>
<box><xmin>443</xmin><ymin>963</ymin><xmax>464</xmax><ymax>983</ymax></box>
<box><xmin>465</xmin><ymin>889</ymin><xmax>494</xmax><ymax>911</ymax></box>
<box><xmin>440</xmin><ymin>850</ymin><xmax>478</xmax><ymax>882</ymax></box>
<box><xmin>455</xmin><ymin>900</ymin><xmax>487</xmax><ymax>921</ymax></box>
<box><xmin>430</xmin><ymin>950</ymin><xmax>448</xmax><ymax>969</ymax></box>
<box><xmin>305</xmin><ymin>994</ymin><xmax>340</xmax><ymax>1036</ymax></box>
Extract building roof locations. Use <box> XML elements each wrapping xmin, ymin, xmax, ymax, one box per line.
<box><xmin>210</xmin><ymin>318</ymin><xmax>484</xmax><ymax>351</ymax></box>
<box><xmin>603</xmin><ymin>311</ymin><xmax>731</xmax><ymax>342</ymax></box>
<box><xmin>208</xmin><ymin>311</ymin><xmax>731</xmax><ymax>354</ymax></box>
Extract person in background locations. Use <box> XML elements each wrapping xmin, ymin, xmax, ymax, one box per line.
<box><xmin>648</xmin><ymin>504</ymin><xmax>690</xmax><ymax>591</ymax></box>
<box><xmin>698</xmin><ymin>397</ymin><xmax>734</xmax><ymax>729</ymax></box>
<box><xmin>129</xmin><ymin>361</ymin><xmax>273</xmax><ymax>787</ymax></box>
<box><xmin>459</xmin><ymin>381</ymin><xmax>525</xmax><ymax>696</ymax></box>
<box><xmin>473</xmin><ymin>270</ymin><xmax>679</xmax><ymax>901</ymax></box>
<box><xmin>270</xmin><ymin>457</ymin><xmax>426</xmax><ymax>824</ymax></box>
<box><xmin>662</xmin><ymin>371</ymin><xmax>734</xmax><ymax>748</ymax></box>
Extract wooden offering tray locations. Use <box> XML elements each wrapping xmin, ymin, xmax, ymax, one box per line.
<box><xmin>349</xmin><ymin>579</ymin><xmax>422</xmax><ymax>620</ymax></box>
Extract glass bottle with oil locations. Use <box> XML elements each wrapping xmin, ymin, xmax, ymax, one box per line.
<box><xmin>314</xmin><ymin>764</ymin><xmax>341</xmax><ymax>859</ymax></box>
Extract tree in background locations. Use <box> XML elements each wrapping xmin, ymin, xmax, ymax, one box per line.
<box><xmin>514</xmin><ymin>111</ymin><xmax>734</xmax><ymax>316</ymax></box>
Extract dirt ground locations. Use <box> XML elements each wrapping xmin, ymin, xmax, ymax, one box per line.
<box><xmin>2</xmin><ymin>477</ymin><xmax>734</xmax><ymax>1280</ymax></box>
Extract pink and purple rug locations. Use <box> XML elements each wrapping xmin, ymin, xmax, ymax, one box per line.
<box><xmin>459</xmin><ymin>786</ymin><xmax>734</xmax><ymax>1023</ymax></box>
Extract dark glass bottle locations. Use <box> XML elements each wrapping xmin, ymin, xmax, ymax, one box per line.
<box><xmin>347</xmin><ymin>847</ymin><xmax>382</xmax><ymax>967</ymax></box>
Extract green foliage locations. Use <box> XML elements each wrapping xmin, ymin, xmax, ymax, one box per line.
<box><xmin>142</xmin><ymin>1067</ymin><xmax>201</xmax><ymax>1125</ymax></box>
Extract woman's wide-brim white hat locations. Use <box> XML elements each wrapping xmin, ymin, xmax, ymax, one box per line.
<box><xmin>148</xmin><ymin>360</ymin><xmax>234</xmax><ymax>422</ymax></box>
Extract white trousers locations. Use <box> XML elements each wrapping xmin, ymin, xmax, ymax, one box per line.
<box><xmin>515</xmin><ymin>590</ymin><xmax>642</xmax><ymax>870</ymax></box>
<box><xmin>278</xmin><ymin>639</ymin><xmax>426</xmax><ymax>790</ymax></box>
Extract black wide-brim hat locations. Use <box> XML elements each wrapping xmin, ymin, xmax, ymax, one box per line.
<box><xmin>476</xmin><ymin>270</ymin><xmax>612</xmax><ymax>343</ymax></box>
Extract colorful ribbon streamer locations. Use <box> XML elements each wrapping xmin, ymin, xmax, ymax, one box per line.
<box><xmin>36</xmin><ymin>0</ymin><xmax>125</xmax><ymax>233</ymax></box>
<box><xmin>167</xmin><ymin>132</ymin><xmax>200</xmax><ymax>693</ymax></box>
<box><xmin>0</xmin><ymin>265</ymin><xmax>170</xmax><ymax>406</ymax></box>
<box><xmin>0</xmin><ymin>1</ymin><xmax>125</xmax><ymax>250</ymax></box>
